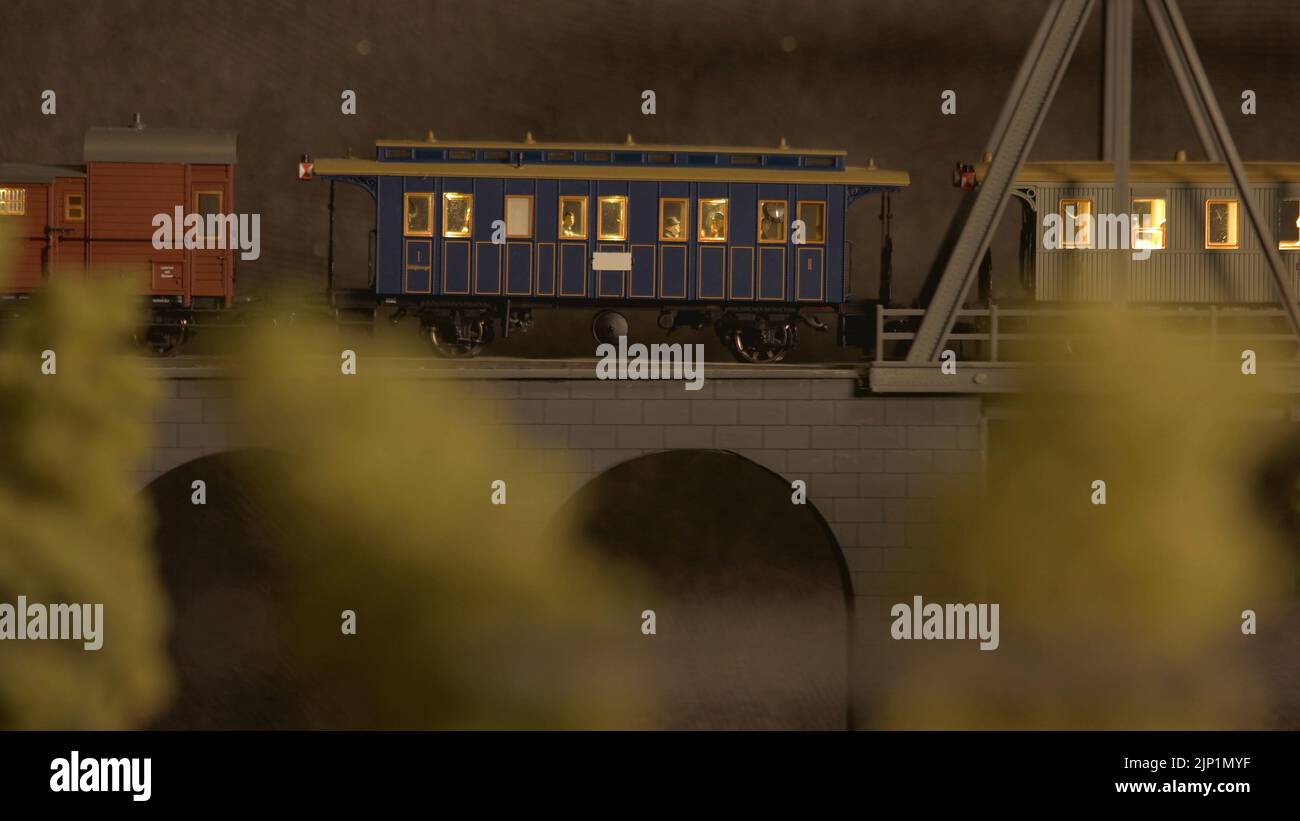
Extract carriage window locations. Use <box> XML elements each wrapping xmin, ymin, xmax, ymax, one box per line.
<box><xmin>0</xmin><ymin>187</ymin><xmax>26</xmax><ymax>216</ymax></box>
<box><xmin>598</xmin><ymin>196</ymin><xmax>627</xmax><ymax>241</ymax></box>
<box><xmin>1059</xmin><ymin>198</ymin><xmax>1092</xmax><ymax>249</ymax></box>
<box><xmin>196</xmin><ymin>190</ymin><xmax>222</xmax><ymax>217</ymax></box>
<box><xmin>1205</xmin><ymin>199</ymin><xmax>1238</xmax><ymax>249</ymax></box>
<box><xmin>698</xmin><ymin>198</ymin><xmax>728</xmax><ymax>242</ymax></box>
<box><xmin>1131</xmin><ymin>198</ymin><xmax>1166</xmax><ymax>250</ymax></box>
<box><xmin>442</xmin><ymin>192</ymin><xmax>472</xmax><ymax>237</ymax></box>
<box><xmin>758</xmin><ymin>200</ymin><xmax>787</xmax><ymax>243</ymax></box>
<box><xmin>559</xmin><ymin>196</ymin><xmax>587</xmax><ymax>239</ymax></box>
<box><xmin>195</xmin><ymin>191</ymin><xmax>223</xmax><ymax>240</ymax></box>
<box><xmin>1280</xmin><ymin>199</ymin><xmax>1300</xmax><ymax>250</ymax></box>
<box><xmin>404</xmin><ymin>193</ymin><xmax>434</xmax><ymax>236</ymax></box>
<box><xmin>797</xmin><ymin>201</ymin><xmax>826</xmax><ymax>243</ymax></box>
<box><xmin>64</xmin><ymin>193</ymin><xmax>85</xmax><ymax>222</ymax></box>
<box><xmin>659</xmin><ymin>198</ymin><xmax>687</xmax><ymax>241</ymax></box>
<box><xmin>505</xmin><ymin>195</ymin><xmax>532</xmax><ymax>238</ymax></box>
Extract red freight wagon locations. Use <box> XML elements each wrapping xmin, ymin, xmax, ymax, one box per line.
<box><xmin>0</xmin><ymin>164</ymin><xmax>86</xmax><ymax>290</ymax></box>
<box><xmin>0</xmin><ymin>118</ymin><xmax>238</xmax><ymax>310</ymax></box>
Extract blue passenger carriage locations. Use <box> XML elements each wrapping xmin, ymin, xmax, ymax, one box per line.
<box><xmin>310</xmin><ymin>135</ymin><xmax>907</xmax><ymax>360</ymax></box>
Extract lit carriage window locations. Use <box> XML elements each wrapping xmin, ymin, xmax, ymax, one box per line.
<box><xmin>481</xmin><ymin>149</ymin><xmax>510</xmax><ymax>162</ymax></box>
<box><xmin>0</xmin><ymin>187</ymin><xmax>26</xmax><ymax>216</ymax></box>
<box><xmin>442</xmin><ymin>192</ymin><xmax>472</xmax><ymax>237</ymax></box>
<box><xmin>646</xmin><ymin>153</ymin><xmax>673</xmax><ymax>164</ymax></box>
<box><xmin>804</xmin><ymin>157</ymin><xmax>836</xmax><ymax>168</ymax></box>
<box><xmin>1131</xmin><ymin>198</ymin><xmax>1166</xmax><ymax>250</ymax></box>
<box><xmin>404</xmin><ymin>192</ymin><xmax>434</xmax><ymax>237</ymax></box>
<box><xmin>1279</xmin><ymin>199</ymin><xmax>1300</xmax><ymax>250</ymax></box>
<box><xmin>758</xmin><ymin>200</ymin><xmax>787</xmax><ymax>243</ymax></box>
<box><xmin>64</xmin><ymin>193</ymin><xmax>85</xmax><ymax>222</ymax></box>
<box><xmin>598</xmin><ymin>195</ymin><xmax>628</xmax><ymax>241</ymax></box>
<box><xmin>547</xmin><ymin>151</ymin><xmax>575</xmax><ymax>162</ymax></box>
<box><xmin>1059</xmin><ymin>198</ymin><xmax>1092</xmax><ymax>249</ymax></box>
<box><xmin>447</xmin><ymin>149</ymin><xmax>476</xmax><ymax>160</ymax></box>
<box><xmin>1205</xmin><ymin>199</ymin><xmax>1239</xmax><ymax>249</ymax></box>
<box><xmin>659</xmin><ymin>198</ymin><xmax>688</xmax><ymax>241</ymax></box>
<box><xmin>730</xmin><ymin>154</ymin><xmax>760</xmax><ymax>166</ymax></box>
<box><xmin>797</xmin><ymin>201</ymin><xmax>826</xmax><ymax>243</ymax></box>
<box><xmin>195</xmin><ymin>190</ymin><xmax>224</xmax><ymax>240</ymax></box>
<box><xmin>698</xmin><ymin>198</ymin><xmax>729</xmax><ymax>242</ymax></box>
<box><xmin>558</xmin><ymin>196</ymin><xmax>587</xmax><ymax>239</ymax></box>
<box><xmin>584</xmin><ymin>151</ymin><xmax>611</xmax><ymax>162</ymax></box>
<box><xmin>504</xmin><ymin>195</ymin><xmax>532</xmax><ymax>238</ymax></box>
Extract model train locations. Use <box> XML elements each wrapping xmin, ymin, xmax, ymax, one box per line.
<box><xmin>998</xmin><ymin>156</ymin><xmax>1300</xmax><ymax>302</ymax></box>
<box><xmin>0</xmin><ymin>119</ymin><xmax>237</xmax><ymax>352</ymax></box>
<box><xmin>303</xmin><ymin>132</ymin><xmax>908</xmax><ymax>361</ymax></box>
<box><xmin>4</xmin><ymin>120</ymin><xmax>1299</xmax><ymax>360</ymax></box>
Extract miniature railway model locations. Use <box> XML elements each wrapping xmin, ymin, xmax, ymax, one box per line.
<box><xmin>997</xmin><ymin>158</ymin><xmax>1300</xmax><ymax>304</ymax></box>
<box><xmin>0</xmin><ymin>116</ymin><xmax>237</xmax><ymax>352</ymax></box>
<box><xmin>3</xmin><ymin>96</ymin><xmax>1299</xmax><ymax>366</ymax></box>
<box><xmin>307</xmin><ymin>135</ymin><xmax>907</xmax><ymax>361</ymax></box>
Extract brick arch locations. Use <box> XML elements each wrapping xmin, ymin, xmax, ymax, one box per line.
<box><xmin>134</xmin><ymin>378</ymin><xmax>242</xmax><ymax>488</ymax></box>
<box><xmin>139</xmin><ymin>370</ymin><xmax>988</xmax><ymax>725</ymax></box>
<box><xmin>544</xmin><ymin>448</ymin><xmax>855</xmax><ymax>729</ymax></box>
<box><xmin>140</xmin><ymin>448</ymin><xmax>305</xmax><ymax>729</ymax></box>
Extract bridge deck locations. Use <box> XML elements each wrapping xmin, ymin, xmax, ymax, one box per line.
<box><xmin>143</xmin><ymin>356</ymin><xmax>865</xmax><ymax>382</ymax></box>
<box><xmin>139</xmin><ymin>356</ymin><xmax>1300</xmax><ymax>395</ymax></box>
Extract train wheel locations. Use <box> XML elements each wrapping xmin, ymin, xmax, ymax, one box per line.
<box><xmin>426</xmin><ymin>319</ymin><xmax>486</xmax><ymax>357</ymax></box>
<box><xmin>726</xmin><ymin>322</ymin><xmax>795</xmax><ymax>364</ymax></box>
<box><xmin>591</xmin><ymin>310</ymin><xmax>629</xmax><ymax>346</ymax></box>
<box><xmin>136</xmin><ymin>325</ymin><xmax>186</xmax><ymax>357</ymax></box>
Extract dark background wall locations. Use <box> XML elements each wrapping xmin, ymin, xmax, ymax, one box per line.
<box><xmin>2</xmin><ymin>0</ymin><xmax>1295</xmax><ymax>355</ymax></box>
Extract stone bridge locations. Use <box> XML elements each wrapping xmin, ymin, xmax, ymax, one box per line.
<box><xmin>137</xmin><ymin>359</ymin><xmax>983</xmax><ymax>606</ymax></box>
<box><xmin>133</xmin><ymin>357</ymin><xmax>1300</xmax><ymax>727</ymax></box>
<box><xmin>135</xmin><ymin>358</ymin><xmax>987</xmax><ymax>724</ymax></box>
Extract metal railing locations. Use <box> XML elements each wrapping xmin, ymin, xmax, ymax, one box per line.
<box><xmin>874</xmin><ymin>303</ymin><xmax>1300</xmax><ymax>363</ymax></box>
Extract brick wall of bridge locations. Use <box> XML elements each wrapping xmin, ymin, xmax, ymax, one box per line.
<box><xmin>136</xmin><ymin>370</ymin><xmax>986</xmax><ymax>701</ymax></box>
<box><xmin>131</xmin><ymin>366</ymin><xmax>1300</xmax><ymax>726</ymax></box>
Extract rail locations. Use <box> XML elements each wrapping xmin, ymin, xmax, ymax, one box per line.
<box><xmin>874</xmin><ymin>303</ymin><xmax>1300</xmax><ymax>363</ymax></box>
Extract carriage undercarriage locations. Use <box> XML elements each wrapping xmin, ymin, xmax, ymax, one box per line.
<box><xmin>361</xmin><ymin>294</ymin><xmax>837</xmax><ymax>363</ymax></box>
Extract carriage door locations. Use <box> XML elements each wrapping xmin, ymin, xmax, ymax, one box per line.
<box><xmin>190</xmin><ymin>171</ymin><xmax>233</xmax><ymax>304</ymax></box>
<box><xmin>796</xmin><ymin>246</ymin><xmax>824</xmax><ymax>301</ymax></box>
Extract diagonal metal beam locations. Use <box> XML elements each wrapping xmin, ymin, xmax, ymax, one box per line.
<box><xmin>985</xmin><ymin>0</ymin><xmax>1062</xmax><ymax>158</ymax></box>
<box><xmin>1104</xmin><ymin>0</ymin><xmax>1132</xmax><ymax>304</ymax></box>
<box><xmin>908</xmin><ymin>0</ymin><xmax>1097</xmax><ymax>363</ymax></box>
<box><xmin>1147</xmin><ymin>0</ymin><xmax>1300</xmax><ymax>350</ymax></box>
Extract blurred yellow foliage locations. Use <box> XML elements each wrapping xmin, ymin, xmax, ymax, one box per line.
<box><xmin>0</xmin><ymin>226</ymin><xmax>173</xmax><ymax>729</ymax></box>
<box><xmin>879</xmin><ymin>312</ymin><xmax>1295</xmax><ymax>728</ymax></box>
<box><xmin>226</xmin><ymin>325</ymin><xmax>645</xmax><ymax>728</ymax></box>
